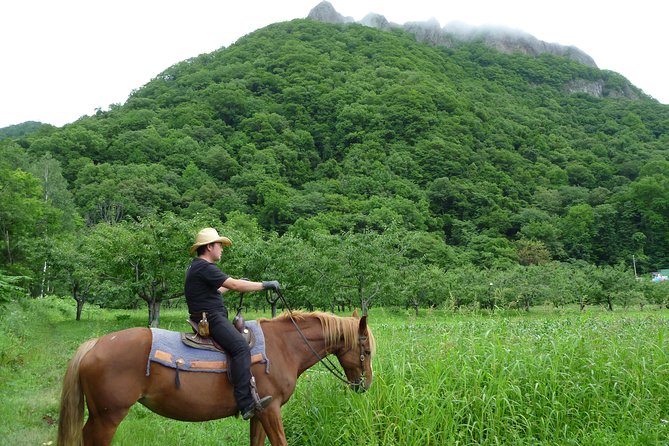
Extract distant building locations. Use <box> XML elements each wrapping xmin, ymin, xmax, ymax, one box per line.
<box><xmin>651</xmin><ymin>269</ymin><xmax>669</xmax><ymax>282</ymax></box>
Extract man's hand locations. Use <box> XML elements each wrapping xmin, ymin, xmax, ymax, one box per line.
<box><xmin>262</xmin><ymin>280</ymin><xmax>281</xmax><ymax>291</ymax></box>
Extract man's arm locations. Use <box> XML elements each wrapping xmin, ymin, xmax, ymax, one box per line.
<box><xmin>222</xmin><ymin>278</ymin><xmax>281</xmax><ymax>292</ymax></box>
<box><xmin>222</xmin><ymin>278</ymin><xmax>265</xmax><ymax>292</ymax></box>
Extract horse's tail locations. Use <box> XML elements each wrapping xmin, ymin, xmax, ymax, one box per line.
<box><xmin>57</xmin><ymin>338</ymin><xmax>98</xmax><ymax>446</ymax></box>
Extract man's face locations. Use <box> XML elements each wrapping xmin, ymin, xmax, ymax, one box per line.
<box><xmin>210</xmin><ymin>242</ymin><xmax>223</xmax><ymax>261</ymax></box>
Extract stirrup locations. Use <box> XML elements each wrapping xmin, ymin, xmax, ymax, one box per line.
<box><xmin>242</xmin><ymin>376</ymin><xmax>272</xmax><ymax>420</ymax></box>
<box><xmin>241</xmin><ymin>395</ymin><xmax>272</xmax><ymax>420</ymax></box>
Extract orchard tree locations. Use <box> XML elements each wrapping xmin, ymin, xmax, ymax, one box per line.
<box><xmin>49</xmin><ymin>231</ymin><xmax>96</xmax><ymax>320</ymax></box>
<box><xmin>125</xmin><ymin>214</ymin><xmax>199</xmax><ymax>326</ymax></box>
<box><xmin>87</xmin><ymin>213</ymin><xmax>205</xmax><ymax>326</ymax></box>
<box><xmin>591</xmin><ymin>264</ymin><xmax>636</xmax><ymax>311</ymax></box>
<box><xmin>336</xmin><ymin>229</ymin><xmax>410</xmax><ymax>313</ymax></box>
<box><xmin>566</xmin><ymin>262</ymin><xmax>602</xmax><ymax>311</ymax></box>
<box><xmin>442</xmin><ymin>265</ymin><xmax>483</xmax><ymax>310</ymax></box>
<box><xmin>402</xmin><ymin>264</ymin><xmax>450</xmax><ymax>315</ymax></box>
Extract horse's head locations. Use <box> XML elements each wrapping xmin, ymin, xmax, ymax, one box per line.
<box><xmin>335</xmin><ymin>310</ymin><xmax>375</xmax><ymax>392</ymax></box>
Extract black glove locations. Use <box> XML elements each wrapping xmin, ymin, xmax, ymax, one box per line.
<box><xmin>262</xmin><ymin>280</ymin><xmax>280</xmax><ymax>291</ymax></box>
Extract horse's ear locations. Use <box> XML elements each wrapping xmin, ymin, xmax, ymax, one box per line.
<box><xmin>359</xmin><ymin>315</ymin><xmax>368</xmax><ymax>335</ymax></box>
<box><xmin>352</xmin><ymin>308</ymin><xmax>359</xmax><ymax>319</ymax></box>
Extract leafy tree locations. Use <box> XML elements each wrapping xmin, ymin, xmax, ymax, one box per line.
<box><xmin>591</xmin><ymin>264</ymin><xmax>636</xmax><ymax>311</ymax></box>
<box><xmin>625</xmin><ymin>175</ymin><xmax>669</xmax><ymax>265</ymax></box>
<box><xmin>83</xmin><ymin>214</ymin><xmax>204</xmax><ymax>326</ymax></box>
<box><xmin>200</xmin><ymin>145</ymin><xmax>242</xmax><ymax>182</ymax></box>
<box><xmin>74</xmin><ymin>163</ymin><xmax>181</xmax><ymax>223</ymax></box>
<box><xmin>564</xmin><ymin>262</ymin><xmax>602</xmax><ymax>311</ymax></box>
<box><xmin>511</xmin><ymin>265</ymin><xmax>552</xmax><ymax>311</ymax></box>
<box><xmin>516</xmin><ymin>239</ymin><xmax>551</xmax><ymax>265</ymax></box>
<box><xmin>560</xmin><ymin>204</ymin><xmax>595</xmax><ymax>261</ymax></box>
<box><xmin>48</xmin><ymin>232</ymin><xmax>96</xmax><ymax>320</ymax></box>
<box><xmin>0</xmin><ymin>166</ymin><xmax>46</xmax><ymax>270</ymax></box>
<box><xmin>27</xmin><ymin>153</ymin><xmax>81</xmax><ymax>296</ymax></box>
<box><xmin>467</xmin><ymin>234</ymin><xmax>517</xmax><ymax>268</ymax></box>
<box><xmin>442</xmin><ymin>265</ymin><xmax>483</xmax><ymax>310</ymax></box>
<box><xmin>123</xmin><ymin>214</ymin><xmax>198</xmax><ymax>326</ymax></box>
<box><xmin>403</xmin><ymin>264</ymin><xmax>449</xmax><ymax>315</ymax></box>
<box><xmin>0</xmin><ymin>269</ymin><xmax>29</xmax><ymax>308</ymax></box>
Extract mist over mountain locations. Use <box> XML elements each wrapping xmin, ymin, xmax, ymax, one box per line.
<box><xmin>309</xmin><ymin>1</ymin><xmax>598</xmax><ymax>69</ymax></box>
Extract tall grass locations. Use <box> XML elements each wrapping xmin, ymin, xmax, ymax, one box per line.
<box><xmin>282</xmin><ymin>308</ymin><xmax>669</xmax><ymax>445</ymax></box>
<box><xmin>2</xmin><ymin>299</ymin><xmax>669</xmax><ymax>445</ymax></box>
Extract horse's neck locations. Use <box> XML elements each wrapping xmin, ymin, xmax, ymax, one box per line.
<box><xmin>275</xmin><ymin>317</ymin><xmax>331</xmax><ymax>374</ymax></box>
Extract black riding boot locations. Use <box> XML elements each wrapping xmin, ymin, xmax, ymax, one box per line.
<box><xmin>241</xmin><ymin>376</ymin><xmax>272</xmax><ymax>420</ymax></box>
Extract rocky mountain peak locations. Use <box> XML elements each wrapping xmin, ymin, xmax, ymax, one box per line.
<box><xmin>305</xmin><ymin>2</ymin><xmax>644</xmax><ymax>100</ymax></box>
<box><xmin>308</xmin><ymin>1</ymin><xmax>596</xmax><ymax>68</ymax></box>
<box><xmin>307</xmin><ymin>1</ymin><xmax>353</xmax><ymax>24</ymax></box>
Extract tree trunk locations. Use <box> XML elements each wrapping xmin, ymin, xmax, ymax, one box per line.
<box><xmin>148</xmin><ymin>299</ymin><xmax>161</xmax><ymax>327</ymax></box>
<box><xmin>3</xmin><ymin>228</ymin><xmax>12</xmax><ymax>264</ymax></box>
<box><xmin>76</xmin><ymin>298</ymin><xmax>84</xmax><ymax>321</ymax></box>
<box><xmin>40</xmin><ymin>260</ymin><xmax>48</xmax><ymax>298</ymax></box>
<box><xmin>72</xmin><ymin>283</ymin><xmax>83</xmax><ymax>321</ymax></box>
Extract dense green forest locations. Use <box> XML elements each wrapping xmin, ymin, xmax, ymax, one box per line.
<box><xmin>2</xmin><ymin>19</ymin><xmax>668</xmax><ymax>323</ymax></box>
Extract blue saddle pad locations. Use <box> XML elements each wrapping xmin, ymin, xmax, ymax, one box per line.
<box><xmin>146</xmin><ymin>320</ymin><xmax>268</xmax><ymax>375</ymax></box>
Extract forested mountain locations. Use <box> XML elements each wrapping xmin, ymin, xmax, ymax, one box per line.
<box><xmin>0</xmin><ymin>121</ymin><xmax>53</xmax><ymax>140</ymax></box>
<box><xmin>2</xmin><ymin>17</ymin><xmax>668</xmax><ymax>316</ymax></box>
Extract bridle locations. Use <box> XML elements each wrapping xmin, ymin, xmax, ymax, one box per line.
<box><xmin>275</xmin><ymin>289</ymin><xmax>369</xmax><ymax>389</ymax></box>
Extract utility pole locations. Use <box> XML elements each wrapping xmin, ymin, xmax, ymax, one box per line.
<box><xmin>633</xmin><ymin>255</ymin><xmax>638</xmax><ymax>279</ymax></box>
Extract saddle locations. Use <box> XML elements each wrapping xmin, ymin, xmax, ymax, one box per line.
<box><xmin>182</xmin><ymin>311</ymin><xmax>256</xmax><ymax>353</ymax></box>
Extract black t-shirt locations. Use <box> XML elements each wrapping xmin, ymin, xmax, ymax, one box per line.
<box><xmin>184</xmin><ymin>258</ymin><xmax>230</xmax><ymax>315</ymax></box>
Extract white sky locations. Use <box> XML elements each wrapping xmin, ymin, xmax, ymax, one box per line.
<box><xmin>1</xmin><ymin>0</ymin><xmax>667</xmax><ymax>129</ymax></box>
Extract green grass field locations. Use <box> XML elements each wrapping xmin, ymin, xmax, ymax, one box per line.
<box><xmin>3</xmin><ymin>297</ymin><xmax>669</xmax><ymax>445</ymax></box>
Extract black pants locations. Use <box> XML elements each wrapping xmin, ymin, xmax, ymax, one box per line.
<box><xmin>197</xmin><ymin>310</ymin><xmax>254</xmax><ymax>410</ymax></box>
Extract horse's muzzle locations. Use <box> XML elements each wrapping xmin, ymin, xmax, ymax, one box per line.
<box><xmin>349</xmin><ymin>379</ymin><xmax>369</xmax><ymax>393</ymax></box>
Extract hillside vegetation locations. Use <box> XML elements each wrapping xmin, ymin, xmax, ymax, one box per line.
<box><xmin>1</xmin><ymin>19</ymin><xmax>668</xmax><ymax>317</ymax></box>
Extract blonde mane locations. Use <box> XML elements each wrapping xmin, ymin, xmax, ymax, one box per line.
<box><xmin>262</xmin><ymin>311</ymin><xmax>376</xmax><ymax>354</ymax></box>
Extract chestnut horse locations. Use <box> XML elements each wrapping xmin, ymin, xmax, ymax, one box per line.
<box><xmin>57</xmin><ymin>310</ymin><xmax>375</xmax><ymax>446</ymax></box>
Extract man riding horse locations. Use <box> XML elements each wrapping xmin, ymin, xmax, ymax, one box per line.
<box><xmin>185</xmin><ymin>227</ymin><xmax>280</xmax><ymax>420</ymax></box>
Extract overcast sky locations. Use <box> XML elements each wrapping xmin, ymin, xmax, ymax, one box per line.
<box><xmin>1</xmin><ymin>0</ymin><xmax>667</xmax><ymax>129</ymax></box>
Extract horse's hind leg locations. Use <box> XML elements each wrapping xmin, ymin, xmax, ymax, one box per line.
<box><xmin>81</xmin><ymin>380</ymin><xmax>137</xmax><ymax>445</ymax></box>
<box><xmin>82</xmin><ymin>409</ymin><xmax>129</xmax><ymax>446</ymax></box>
<box><xmin>78</xmin><ymin>327</ymin><xmax>149</xmax><ymax>445</ymax></box>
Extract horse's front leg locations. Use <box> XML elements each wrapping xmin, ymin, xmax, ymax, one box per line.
<box><xmin>249</xmin><ymin>417</ymin><xmax>266</xmax><ymax>446</ymax></box>
<box><xmin>256</xmin><ymin>404</ymin><xmax>287</xmax><ymax>446</ymax></box>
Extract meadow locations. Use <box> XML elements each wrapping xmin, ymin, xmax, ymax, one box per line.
<box><xmin>2</xmin><ymin>297</ymin><xmax>669</xmax><ymax>445</ymax></box>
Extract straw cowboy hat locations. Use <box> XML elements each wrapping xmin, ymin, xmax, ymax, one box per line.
<box><xmin>189</xmin><ymin>228</ymin><xmax>232</xmax><ymax>255</ymax></box>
